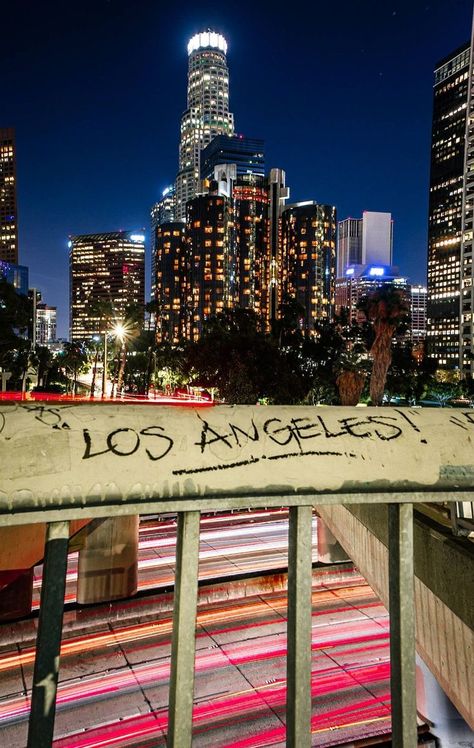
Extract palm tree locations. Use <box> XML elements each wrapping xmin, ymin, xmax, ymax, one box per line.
<box><xmin>358</xmin><ymin>285</ymin><xmax>409</xmax><ymax>406</ymax></box>
<box><xmin>88</xmin><ymin>299</ymin><xmax>114</xmax><ymax>397</ymax></box>
<box><xmin>335</xmin><ymin>347</ymin><xmax>369</xmax><ymax>406</ymax></box>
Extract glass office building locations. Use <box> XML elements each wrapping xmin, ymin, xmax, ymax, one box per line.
<box><xmin>200</xmin><ymin>135</ymin><xmax>264</xmax><ymax>180</ymax></box>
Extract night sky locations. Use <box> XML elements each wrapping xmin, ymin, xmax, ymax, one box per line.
<box><xmin>4</xmin><ymin>0</ymin><xmax>473</xmax><ymax>338</ymax></box>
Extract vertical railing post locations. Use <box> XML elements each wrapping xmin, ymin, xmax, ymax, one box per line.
<box><xmin>27</xmin><ymin>520</ymin><xmax>70</xmax><ymax>748</ymax></box>
<box><xmin>168</xmin><ymin>510</ymin><xmax>201</xmax><ymax>748</ymax></box>
<box><xmin>388</xmin><ymin>502</ymin><xmax>417</xmax><ymax>748</ymax></box>
<box><xmin>286</xmin><ymin>505</ymin><xmax>313</xmax><ymax>748</ymax></box>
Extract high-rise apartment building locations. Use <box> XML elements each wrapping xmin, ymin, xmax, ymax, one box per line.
<box><xmin>69</xmin><ymin>231</ymin><xmax>145</xmax><ymax>341</ymax></box>
<box><xmin>427</xmin><ymin>42</ymin><xmax>470</xmax><ymax>369</ymax></box>
<box><xmin>154</xmin><ymin>222</ymin><xmax>186</xmax><ymax>343</ymax></box>
<box><xmin>267</xmin><ymin>169</ymin><xmax>290</xmax><ymax>327</ymax></box>
<box><xmin>233</xmin><ymin>173</ymin><xmax>269</xmax><ymax>314</ymax></box>
<box><xmin>281</xmin><ymin>202</ymin><xmax>336</xmax><ymax>332</ymax></box>
<box><xmin>337</xmin><ymin>211</ymin><xmax>393</xmax><ymax>278</ymax></box>
<box><xmin>175</xmin><ymin>32</ymin><xmax>235</xmax><ymax>221</ymax></box>
<box><xmin>36</xmin><ymin>303</ymin><xmax>57</xmax><ymax>348</ymax></box>
<box><xmin>186</xmin><ymin>190</ymin><xmax>234</xmax><ymax>340</ymax></box>
<box><xmin>151</xmin><ymin>186</ymin><xmax>176</xmax><ymax>302</ymax></box>
<box><xmin>0</xmin><ymin>128</ymin><xmax>18</xmax><ymax>264</ymax></box>
<box><xmin>200</xmin><ymin>135</ymin><xmax>264</xmax><ymax>180</ymax></box>
<box><xmin>460</xmin><ymin>23</ymin><xmax>474</xmax><ymax>378</ymax></box>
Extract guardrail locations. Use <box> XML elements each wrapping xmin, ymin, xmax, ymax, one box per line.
<box><xmin>1</xmin><ymin>402</ymin><xmax>474</xmax><ymax>747</ymax></box>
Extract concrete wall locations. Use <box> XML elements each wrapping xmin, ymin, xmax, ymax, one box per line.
<box><xmin>316</xmin><ymin>504</ymin><xmax>474</xmax><ymax>729</ymax></box>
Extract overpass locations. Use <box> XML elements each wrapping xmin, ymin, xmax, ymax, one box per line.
<box><xmin>0</xmin><ymin>402</ymin><xmax>473</xmax><ymax>747</ymax></box>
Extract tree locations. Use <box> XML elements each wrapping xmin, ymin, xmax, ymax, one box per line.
<box><xmin>335</xmin><ymin>347</ymin><xmax>369</xmax><ymax>406</ymax></box>
<box><xmin>358</xmin><ymin>285</ymin><xmax>409</xmax><ymax>406</ymax></box>
<box><xmin>115</xmin><ymin>304</ymin><xmax>143</xmax><ymax>396</ymax></box>
<box><xmin>183</xmin><ymin>308</ymin><xmax>308</xmax><ymax>404</ymax></box>
<box><xmin>60</xmin><ymin>341</ymin><xmax>89</xmax><ymax>395</ymax></box>
<box><xmin>0</xmin><ymin>279</ymin><xmax>31</xmax><ymax>386</ymax></box>
<box><xmin>88</xmin><ymin>298</ymin><xmax>114</xmax><ymax>397</ymax></box>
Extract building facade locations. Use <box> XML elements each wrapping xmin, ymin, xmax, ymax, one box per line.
<box><xmin>410</xmin><ymin>284</ymin><xmax>428</xmax><ymax>344</ymax></box>
<box><xmin>427</xmin><ymin>42</ymin><xmax>470</xmax><ymax>369</ymax></box>
<box><xmin>0</xmin><ymin>260</ymin><xmax>28</xmax><ymax>296</ymax></box>
<box><xmin>335</xmin><ymin>264</ymin><xmax>408</xmax><ymax>322</ymax></box>
<box><xmin>69</xmin><ymin>231</ymin><xmax>145</xmax><ymax>341</ymax></box>
<box><xmin>460</xmin><ymin>23</ymin><xmax>474</xmax><ymax>378</ymax></box>
<box><xmin>186</xmin><ymin>191</ymin><xmax>235</xmax><ymax>339</ymax></box>
<box><xmin>151</xmin><ymin>186</ymin><xmax>176</xmax><ymax>302</ymax></box>
<box><xmin>154</xmin><ymin>222</ymin><xmax>186</xmax><ymax>343</ymax></box>
<box><xmin>36</xmin><ymin>303</ymin><xmax>57</xmax><ymax>348</ymax></box>
<box><xmin>233</xmin><ymin>173</ymin><xmax>269</xmax><ymax>315</ymax></box>
<box><xmin>200</xmin><ymin>135</ymin><xmax>264</xmax><ymax>180</ymax></box>
<box><xmin>337</xmin><ymin>211</ymin><xmax>393</xmax><ymax>278</ymax></box>
<box><xmin>0</xmin><ymin>128</ymin><xmax>18</xmax><ymax>264</ymax></box>
<box><xmin>175</xmin><ymin>32</ymin><xmax>235</xmax><ymax>221</ymax></box>
<box><xmin>281</xmin><ymin>202</ymin><xmax>336</xmax><ymax>333</ymax></box>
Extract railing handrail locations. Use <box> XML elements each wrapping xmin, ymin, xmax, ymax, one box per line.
<box><xmin>2</xmin><ymin>403</ymin><xmax>473</xmax><ymax>747</ymax></box>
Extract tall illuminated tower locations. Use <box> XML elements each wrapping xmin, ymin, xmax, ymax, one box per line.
<box><xmin>175</xmin><ymin>31</ymin><xmax>235</xmax><ymax>221</ymax></box>
<box><xmin>427</xmin><ymin>42</ymin><xmax>470</xmax><ymax>369</ymax></box>
<box><xmin>0</xmin><ymin>128</ymin><xmax>18</xmax><ymax>264</ymax></box>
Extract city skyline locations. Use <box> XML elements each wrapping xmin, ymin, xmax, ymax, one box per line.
<box><xmin>3</xmin><ymin>0</ymin><xmax>473</xmax><ymax>338</ymax></box>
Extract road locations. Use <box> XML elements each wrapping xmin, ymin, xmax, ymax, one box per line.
<box><xmin>0</xmin><ymin>573</ymin><xmax>395</xmax><ymax>747</ymax></box>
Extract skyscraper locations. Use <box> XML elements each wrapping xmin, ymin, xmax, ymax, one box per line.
<box><xmin>410</xmin><ymin>285</ymin><xmax>428</xmax><ymax>344</ymax></box>
<box><xmin>36</xmin><ymin>303</ymin><xmax>57</xmax><ymax>348</ymax></box>
<box><xmin>0</xmin><ymin>128</ymin><xmax>18</xmax><ymax>264</ymax></box>
<box><xmin>281</xmin><ymin>202</ymin><xmax>337</xmax><ymax>332</ymax></box>
<box><xmin>200</xmin><ymin>135</ymin><xmax>265</xmax><ymax>180</ymax></box>
<box><xmin>427</xmin><ymin>42</ymin><xmax>470</xmax><ymax>369</ymax></box>
<box><xmin>460</xmin><ymin>22</ymin><xmax>474</xmax><ymax>379</ymax></box>
<box><xmin>154</xmin><ymin>222</ymin><xmax>186</xmax><ymax>343</ymax></box>
<box><xmin>337</xmin><ymin>211</ymin><xmax>393</xmax><ymax>278</ymax></box>
<box><xmin>186</xmin><ymin>189</ymin><xmax>235</xmax><ymax>340</ymax></box>
<box><xmin>151</xmin><ymin>186</ymin><xmax>175</xmax><ymax>302</ymax></box>
<box><xmin>233</xmin><ymin>173</ymin><xmax>269</xmax><ymax>314</ymax></box>
<box><xmin>69</xmin><ymin>231</ymin><xmax>145</xmax><ymax>341</ymax></box>
<box><xmin>175</xmin><ymin>31</ymin><xmax>235</xmax><ymax>221</ymax></box>
<box><xmin>267</xmin><ymin>169</ymin><xmax>290</xmax><ymax>327</ymax></box>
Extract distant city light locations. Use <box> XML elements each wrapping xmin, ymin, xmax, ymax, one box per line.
<box><xmin>67</xmin><ymin>240</ymin><xmax>72</xmax><ymax>248</ymax></box>
<box><xmin>187</xmin><ymin>32</ymin><xmax>227</xmax><ymax>56</ymax></box>
<box><xmin>162</xmin><ymin>186</ymin><xmax>172</xmax><ymax>197</ymax></box>
<box><xmin>369</xmin><ymin>267</ymin><xmax>385</xmax><ymax>276</ymax></box>
<box><xmin>345</xmin><ymin>267</ymin><xmax>355</xmax><ymax>275</ymax></box>
<box><xmin>130</xmin><ymin>234</ymin><xmax>145</xmax><ymax>242</ymax></box>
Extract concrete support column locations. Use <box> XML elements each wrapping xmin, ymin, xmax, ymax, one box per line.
<box><xmin>416</xmin><ymin>655</ymin><xmax>473</xmax><ymax>746</ymax></box>
<box><xmin>77</xmin><ymin>516</ymin><xmax>139</xmax><ymax>605</ymax></box>
<box><xmin>316</xmin><ymin>517</ymin><xmax>349</xmax><ymax>563</ymax></box>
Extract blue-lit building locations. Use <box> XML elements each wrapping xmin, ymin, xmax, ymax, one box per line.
<box><xmin>0</xmin><ymin>260</ymin><xmax>28</xmax><ymax>296</ymax></box>
<box><xmin>335</xmin><ymin>263</ymin><xmax>409</xmax><ymax>321</ymax></box>
<box><xmin>200</xmin><ymin>135</ymin><xmax>265</xmax><ymax>180</ymax></box>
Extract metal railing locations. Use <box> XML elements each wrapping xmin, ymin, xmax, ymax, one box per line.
<box><xmin>452</xmin><ymin>500</ymin><xmax>474</xmax><ymax>536</ymax></box>
<box><xmin>1</xmin><ymin>403</ymin><xmax>473</xmax><ymax>747</ymax></box>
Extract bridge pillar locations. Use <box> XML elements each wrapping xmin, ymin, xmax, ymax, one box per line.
<box><xmin>316</xmin><ymin>517</ymin><xmax>349</xmax><ymax>563</ymax></box>
<box><xmin>416</xmin><ymin>655</ymin><xmax>473</xmax><ymax>746</ymax></box>
<box><xmin>77</xmin><ymin>516</ymin><xmax>139</xmax><ymax>605</ymax></box>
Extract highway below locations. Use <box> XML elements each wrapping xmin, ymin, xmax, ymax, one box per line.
<box><xmin>0</xmin><ymin>510</ymin><xmax>428</xmax><ymax>746</ymax></box>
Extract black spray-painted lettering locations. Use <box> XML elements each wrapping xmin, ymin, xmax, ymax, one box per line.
<box><xmin>82</xmin><ymin>426</ymin><xmax>174</xmax><ymax>461</ymax></box>
<box><xmin>196</xmin><ymin>416</ymin><xmax>233</xmax><ymax>453</ymax></box>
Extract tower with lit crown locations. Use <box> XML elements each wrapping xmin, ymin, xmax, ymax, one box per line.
<box><xmin>175</xmin><ymin>31</ymin><xmax>234</xmax><ymax>221</ymax></box>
